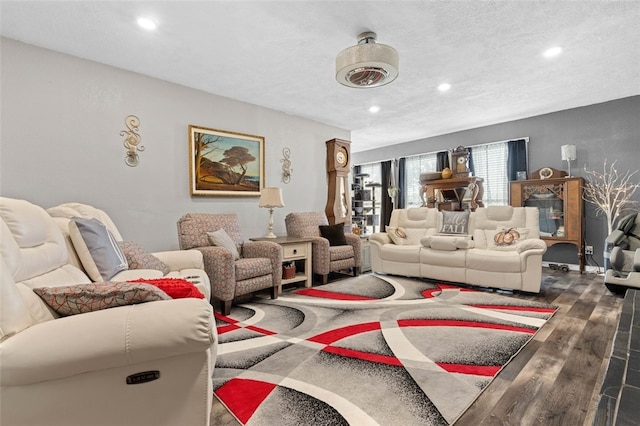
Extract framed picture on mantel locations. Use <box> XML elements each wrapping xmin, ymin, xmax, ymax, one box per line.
<box><xmin>188</xmin><ymin>125</ymin><xmax>265</xmax><ymax>197</ymax></box>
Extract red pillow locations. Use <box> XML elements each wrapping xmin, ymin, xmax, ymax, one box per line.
<box><xmin>128</xmin><ymin>278</ymin><xmax>204</xmax><ymax>299</ymax></box>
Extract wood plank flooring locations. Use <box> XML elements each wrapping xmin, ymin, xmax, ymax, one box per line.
<box><xmin>210</xmin><ymin>269</ymin><xmax>625</xmax><ymax>426</ymax></box>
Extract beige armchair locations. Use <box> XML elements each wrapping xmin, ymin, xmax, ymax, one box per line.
<box><xmin>285</xmin><ymin>211</ymin><xmax>361</xmax><ymax>284</ymax></box>
<box><xmin>177</xmin><ymin>213</ymin><xmax>282</xmax><ymax>315</ymax></box>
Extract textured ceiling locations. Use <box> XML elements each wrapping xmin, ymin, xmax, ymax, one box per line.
<box><xmin>2</xmin><ymin>1</ymin><xmax>639</xmax><ymax>153</ymax></box>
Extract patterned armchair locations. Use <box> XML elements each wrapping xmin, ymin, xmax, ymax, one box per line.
<box><xmin>177</xmin><ymin>213</ymin><xmax>282</xmax><ymax>315</ymax></box>
<box><xmin>285</xmin><ymin>212</ymin><xmax>361</xmax><ymax>284</ymax></box>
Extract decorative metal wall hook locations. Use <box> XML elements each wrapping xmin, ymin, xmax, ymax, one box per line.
<box><xmin>281</xmin><ymin>147</ymin><xmax>292</xmax><ymax>183</ymax></box>
<box><xmin>120</xmin><ymin>115</ymin><xmax>144</xmax><ymax>167</ymax></box>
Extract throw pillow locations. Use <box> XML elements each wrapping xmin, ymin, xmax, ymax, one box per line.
<box><xmin>118</xmin><ymin>241</ymin><xmax>170</xmax><ymax>275</ymax></box>
<box><xmin>207</xmin><ymin>229</ymin><xmax>240</xmax><ymax>260</ymax></box>
<box><xmin>440</xmin><ymin>211</ymin><xmax>470</xmax><ymax>235</ymax></box>
<box><xmin>386</xmin><ymin>226</ymin><xmax>408</xmax><ymax>245</ymax></box>
<box><xmin>69</xmin><ymin>217</ymin><xmax>128</xmax><ymax>281</ymax></box>
<box><xmin>33</xmin><ymin>282</ymin><xmax>170</xmax><ymax>317</ymax></box>
<box><xmin>387</xmin><ymin>227</ymin><xmax>427</xmax><ymax>245</ymax></box>
<box><xmin>128</xmin><ymin>278</ymin><xmax>204</xmax><ymax>299</ymax></box>
<box><xmin>485</xmin><ymin>227</ymin><xmax>531</xmax><ymax>249</ymax></box>
<box><xmin>319</xmin><ymin>223</ymin><xmax>348</xmax><ymax>246</ymax></box>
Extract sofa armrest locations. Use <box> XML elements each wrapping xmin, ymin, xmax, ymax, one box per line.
<box><xmin>344</xmin><ymin>233</ymin><xmax>362</xmax><ymax>267</ymax></box>
<box><xmin>606</xmin><ymin>229</ymin><xmax>627</xmax><ymax>246</ymax></box>
<box><xmin>1</xmin><ymin>298</ymin><xmax>215</xmax><ymax>386</ymax></box>
<box><xmin>242</xmin><ymin>241</ymin><xmax>283</xmax><ymax>286</ymax></box>
<box><xmin>370</xmin><ymin>232</ymin><xmax>391</xmax><ymax>245</ymax></box>
<box><xmin>151</xmin><ymin>249</ymin><xmax>204</xmax><ymax>271</ymax></box>
<box><xmin>515</xmin><ymin>238</ymin><xmax>547</xmax><ymax>254</ymax></box>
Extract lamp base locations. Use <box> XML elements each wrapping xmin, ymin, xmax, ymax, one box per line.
<box><xmin>264</xmin><ymin>231</ymin><xmax>277</xmax><ymax>239</ymax></box>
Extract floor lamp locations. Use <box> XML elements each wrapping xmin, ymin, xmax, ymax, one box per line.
<box><xmin>259</xmin><ymin>187</ymin><xmax>284</xmax><ymax>238</ymax></box>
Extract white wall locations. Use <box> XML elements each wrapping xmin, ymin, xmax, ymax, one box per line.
<box><xmin>0</xmin><ymin>37</ymin><xmax>350</xmax><ymax>250</ymax></box>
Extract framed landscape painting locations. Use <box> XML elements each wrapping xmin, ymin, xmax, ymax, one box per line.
<box><xmin>189</xmin><ymin>125</ymin><xmax>265</xmax><ymax>196</ymax></box>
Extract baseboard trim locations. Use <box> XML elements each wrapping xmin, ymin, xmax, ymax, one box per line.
<box><xmin>542</xmin><ymin>261</ymin><xmax>601</xmax><ymax>274</ymax></box>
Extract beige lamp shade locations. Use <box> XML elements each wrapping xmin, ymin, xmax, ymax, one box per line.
<box><xmin>259</xmin><ymin>187</ymin><xmax>284</xmax><ymax>238</ymax></box>
<box><xmin>259</xmin><ymin>187</ymin><xmax>284</xmax><ymax>208</ymax></box>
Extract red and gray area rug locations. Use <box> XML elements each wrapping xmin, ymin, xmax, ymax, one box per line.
<box><xmin>213</xmin><ymin>274</ymin><xmax>556</xmax><ymax>425</ymax></box>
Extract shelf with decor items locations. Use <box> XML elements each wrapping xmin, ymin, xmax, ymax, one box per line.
<box><xmin>351</xmin><ymin>173</ymin><xmax>381</xmax><ymax>235</ymax></box>
<box><xmin>509</xmin><ymin>167</ymin><xmax>584</xmax><ymax>273</ymax></box>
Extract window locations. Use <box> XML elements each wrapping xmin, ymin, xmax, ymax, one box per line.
<box><xmin>404</xmin><ymin>153</ymin><xmax>437</xmax><ymax>207</ymax></box>
<box><xmin>468</xmin><ymin>143</ymin><xmax>509</xmax><ymax>206</ymax></box>
<box><xmin>403</xmin><ymin>140</ymin><xmax>519</xmax><ymax>208</ymax></box>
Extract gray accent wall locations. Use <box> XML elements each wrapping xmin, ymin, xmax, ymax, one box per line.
<box><xmin>0</xmin><ymin>37</ymin><xmax>350</xmax><ymax>251</ymax></box>
<box><xmin>353</xmin><ymin>96</ymin><xmax>640</xmax><ymax>270</ymax></box>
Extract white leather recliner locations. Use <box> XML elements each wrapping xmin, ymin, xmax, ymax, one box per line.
<box><xmin>0</xmin><ymin>197</ymin><xmax>217</xmax><ymax>426</ymax></box>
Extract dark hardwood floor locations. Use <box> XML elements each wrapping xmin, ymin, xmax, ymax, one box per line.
<box><xmin>210</xmin><ymin>269</ymin><xmax>625</xmax><ymax>426</ymax></box>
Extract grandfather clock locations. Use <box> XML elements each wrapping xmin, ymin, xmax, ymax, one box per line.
<box><xmin>325</xmin><ymin>138</ymin><xmax>352</xmax><ymax>226</ymax></box>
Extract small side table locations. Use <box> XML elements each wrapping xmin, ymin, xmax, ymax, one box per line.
<box><xmin>249</xmin><ymin>236</ymin><xmax>313</xmax><ymax>293</ymax></box>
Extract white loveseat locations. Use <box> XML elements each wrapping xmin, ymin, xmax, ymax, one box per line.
<box><xmin>369</xmin><ymin>206</ymin><xmax>547</xmax><ymax>293</ymax></box>
<box><xmin>0</xmin><ymin>197</ymin><xmax>217</xmax><ymax>426</ymax></box>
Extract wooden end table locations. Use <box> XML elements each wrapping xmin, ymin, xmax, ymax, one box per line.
<box><xmin>249</xmin><ymin>236</ymin><xmax>313</xmax><ymax>293</ymax></box>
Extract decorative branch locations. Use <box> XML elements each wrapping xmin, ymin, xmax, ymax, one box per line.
<box><xmin>583</xmin><ymin>160</ymin><xmax>640</xmax><ymax>234</ymax></box>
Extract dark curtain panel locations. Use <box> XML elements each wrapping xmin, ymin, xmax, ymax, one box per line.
<box><xmin>507</xmin><ymin>139</ymin><xmax>528</xmax><ymax>181</ymax></box>
<box><xmin>380</xmin><ymin>160</ymin><xmax>393</xmax><ymax>232</ymax></box>
<box><xmin>436</xmin><ymin>151</ymin><xmax>450</xmax><ymax>171</ymax></box>
<box><xmin>468</xmin><ymin>147</ymin><xmax>475</xmax><ymax>175</ymax></box>
<box><xmin>398</xmin><ymin>157</ymin><xmax>406</xmax><ymax>209</ymax></box>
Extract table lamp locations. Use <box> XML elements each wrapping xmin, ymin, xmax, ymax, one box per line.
<box><xmin>561</xmin><ymin>144</ymin><xmax>576</xmax><ymax>177</ymax></box>
<box><xmin>259</xmin><ymin>187</ymin><xmax>284</xmax><ymax>238</ymax></box>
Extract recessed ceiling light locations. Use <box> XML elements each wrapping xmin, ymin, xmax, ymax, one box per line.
<box><xmin>137</xmin><ymin>17</ymin><xmax>157</xmax><ymax>31</ymax></box>
<box><xmin>437</xmin><ymin>83</ymin><xmax>451</xmax><ymax>92</ymax></box>
<box><xmin>369</xmin><ymin>105</ymin><xmax>380</xmax><ymax>113</ymax></box>
<box><xmin>543</xmin><ymin>46</ymin><xmax>562</xmax><ymax>58</ymax></box>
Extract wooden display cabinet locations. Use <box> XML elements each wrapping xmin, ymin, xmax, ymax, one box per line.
<box><xmin>509</xmin><ymin>167</ymin><xmax>584</xmax><ymax>273</ymax></box>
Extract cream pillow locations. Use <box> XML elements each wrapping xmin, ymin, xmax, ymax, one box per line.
<box><xmin>386</xmin><ymin>227</ymin><xmax>425</xmax><ymax>245</ymax></box>
<box><xmin>207</xmin><ymin>229</ymin><xmax>240</xmax><ymax>260</ymax></box>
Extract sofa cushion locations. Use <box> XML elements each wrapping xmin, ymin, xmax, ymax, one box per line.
<box><xmin>207</xmin><ymin>229</ymin><xmax>240</xmax><ymax>260</ymax></box>
<box><xmin>319</xmin><ymin>223</ymin><xmax>348</xmax><ymax>246</ymax></box>
<box><xmin>379</xmin><ymin>244</ymin><xmax>422</xmax><ymax>263</ymax></box>
<box><xmin>421</xmin><ymin>235</ymin><xmax>474</xmax><ymax>251</ymax></box>
<box><xmin>329</xmin><ymin>245</ymin><xmax>354</xmax><ymax>261</ymax></box>
<box><xmin>69</xmin><ymin>217</ymin><xmax>128</xmax><ymax>282</ymax></box>
<box><xmin>118</xmin><ymin>241</ymin><xmax>170</xmax><ymax>274</ymax></box>
<box><xmin>440</xmin><ymin>211</ymin><xmax>470</xmax><ymax>234</ymax></box>
<box><xmin>466</xmin><ymin>249</ymin><xmax>523</xmax><ymax>272</ymax></box>
<box><xmin>33</xmin><ymin>282</ymin><xmax>170</xmax><ymax>316</ymax></box>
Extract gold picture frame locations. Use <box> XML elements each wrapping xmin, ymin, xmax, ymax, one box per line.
<box><xmin>189</xmin><ymin>125</ymin><xmax>265</xmax><ymax>196</ymax></box>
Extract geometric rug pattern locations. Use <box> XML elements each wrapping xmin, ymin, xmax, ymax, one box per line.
<box><xmin>213</xmin><ymin>274</ymin><xmax>556</xmax><ymax>425</ymax></box>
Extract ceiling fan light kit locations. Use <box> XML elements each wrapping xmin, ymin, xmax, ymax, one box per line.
<box><xmin>336</xmin><ymin>31</ymin><xmax>399</xmax><ymax>88</ymax></box>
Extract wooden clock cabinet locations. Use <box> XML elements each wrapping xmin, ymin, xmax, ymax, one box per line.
<box><xmin>509</xmin><ymin>167</ymin><xmax>585</xmax><ymax>273</ymax></box>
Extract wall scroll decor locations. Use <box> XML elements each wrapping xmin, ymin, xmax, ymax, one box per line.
<box><xmin>281</xmin><ymin>147</ymin><xmax>292</xmax><ymax>183</ymax></box>
<box><xmin>120</xmin><ymin>115</ymin><xmax>144</xmax><ymax>167</ymax></box>
<box><xmin>188</xmin><ymin>125</ymin><xmax>264</xmax><ymax>197</ymax></box>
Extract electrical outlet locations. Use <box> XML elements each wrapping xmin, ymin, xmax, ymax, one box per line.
<box><xmin>585</xmin><ymin>245</ymin><xmax>594</xmax><ymax>255</ymax></box>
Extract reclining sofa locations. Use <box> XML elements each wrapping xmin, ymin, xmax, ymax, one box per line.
<box><xmin>369</xmin><ymin>206</ymin><xmax>547</xmax><ymax>293</ymax></box>
<box><xmin>1</xmin><ymin>197</ymin><xmax>217</xmax><ymax>426</ymax></box>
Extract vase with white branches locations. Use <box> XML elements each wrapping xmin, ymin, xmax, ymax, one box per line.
<box><xmin>583</xmin><ymin>160</ymin><xmax>640</xmax><ymax>235</ymax></box>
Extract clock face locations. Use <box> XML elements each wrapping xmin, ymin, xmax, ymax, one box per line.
<box><xmin>336</xmin><ymin>147</ymin><xmax>348</xmax><ymax>167</ymax></box>
<box><xmin>456</xmin><ymin>155</ymin><xmax>467</xmax><ymax>172</ymax></box>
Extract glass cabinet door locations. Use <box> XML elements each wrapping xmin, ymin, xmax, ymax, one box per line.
<box><xmin>522</xmin><ymin>182</ymin><xmax>565</xmax><ymax>238</ymax></box>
